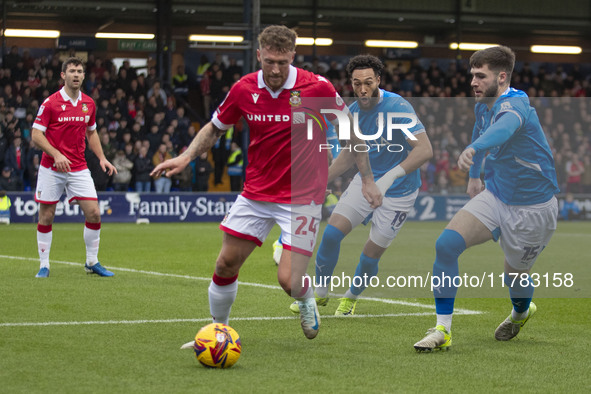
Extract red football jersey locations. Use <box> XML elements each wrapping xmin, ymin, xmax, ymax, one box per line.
<box><xmin>33</xmin><ymin>88</ymin><xmax>97</xmax><ymax>172</ymax></box>
<box><xmin>212</xmin><ymin>66</ymin><xmax>345</xmax><ymax>204</ymax></box>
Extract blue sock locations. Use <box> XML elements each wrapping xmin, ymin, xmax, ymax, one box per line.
<box><xmin>314</xmin><ymin>225</ymin><xmax>345</xmax><ymax>287</ymax></box>
<box><xmin>432</xmin><ymin>229</ymin><xmax>466</xmax><ymax>315</ymax></box>
<box><xmin>504</xmin><ymin>273</ymin><xmax>534</xmax><ymax>313</ymax></box>
<box><xmin>350</xmin><ymin>253</ymin><xmax>380</xmax><ymax>296</ymax></box>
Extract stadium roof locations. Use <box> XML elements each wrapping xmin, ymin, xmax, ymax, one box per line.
<box><xmin>4</xmin><ymin>0</ymin><xmax>591</xmax><ymax>41</ymax></box>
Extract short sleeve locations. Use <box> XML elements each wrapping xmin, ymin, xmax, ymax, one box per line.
<box><xmin>33</xmin><ymin>98</ymin><xmax>51</xmax><ymax>132</ymax></box>
<box><xmin>87</xmin><ymin>100</ymin><xmax>97</xmax><ymax>131</ymax></box>
<box><xmin>212</xmin><ymin>82</ymin><xmax>243</xmax><ymax>130</ymax></box>
<box><xmin>493</xmin><ymin>97</ymin><xmax>526</xmax><ymax>129</ymax></box>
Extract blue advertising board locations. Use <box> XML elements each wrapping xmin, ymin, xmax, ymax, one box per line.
<box><xmin>4</xmin><ymin>192</ymin><xmax>587</xmax><ymax>223</ymax></box>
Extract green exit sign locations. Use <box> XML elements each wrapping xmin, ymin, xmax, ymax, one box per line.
<box><xmin>117</xmin><ymin>40</ymin><xmax>175</xmax><ymax>52</ymax></box>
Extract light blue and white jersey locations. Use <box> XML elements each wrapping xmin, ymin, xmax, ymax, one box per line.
<box><xmin>349</xmin><ymin>89</ymin><xmax>425</xmax><ymax>197</ymax></box>
<box><xmin>468</xmin><ymin>87</ymin><xmax>559</xmax><ymax>205</ymax></box>
<box><xmin>325</xmin><ymin>119</ymin><xmax>340</xmax><ymax>159</ymax></box>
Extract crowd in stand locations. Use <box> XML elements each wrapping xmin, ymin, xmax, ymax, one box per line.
<box><xmin>0</xmin><ymin>46</ymin><xmax>590</xmax><ymax>196</ymax></box>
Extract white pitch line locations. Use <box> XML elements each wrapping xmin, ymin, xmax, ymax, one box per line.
<box><xmin>0</xmin><ymin>255</ymin><xmax>483</xmax><ymax>315</ymax></box>
<box><xmin>0</xmin><ymin>311</ymin><xmax>482</xmax><ymax>327</ymax></box>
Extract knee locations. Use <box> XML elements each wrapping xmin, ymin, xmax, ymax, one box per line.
<box><xmin>277</xmin><ymin>272</ymin><xmax>310</xmax><ymax>297</ymax></box>
<box><xmin>277</xmin><ymin>274</ymin><xmax>292</xmax><ymax>294</ymax></box>
<box><xmin>38</xmin><ymin>207</ymin><xmax>55</xmax><ymax>225</ymax></box>
<box><xmin>321</xmin><ymin>224</ymin><xmax>345</xmax><ymax>247</ymax></box>
<box><xmin>85</xmin><ymin>207</ymin><xmax>101</xmax><ymax>223</ymax></box>
<box><xmin>215</xmin><ymin>254</ymin><xmax>240</xmax><ymax>277</ymax></box>
<box><xmin>435</xmin><ymin>229</ymin><xmax>466</xmax><ymax>261</ymax></box>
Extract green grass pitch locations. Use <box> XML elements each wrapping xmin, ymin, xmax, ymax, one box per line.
<box><xmin>1</xmin><ymin>221</ymin><xmax>590</xmax><ymax>393</ymax></box>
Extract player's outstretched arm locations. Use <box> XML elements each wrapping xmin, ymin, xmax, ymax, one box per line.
<box><xmin>376</xmin><ymin>132</ymin><xmax>433</xmax><ymax>195</ymax></box>
<box><xmin>31</xmin><ymin>128</ymin><xmax>72</xmax><ymax>172</ymax></box>
<box><xmin>398</xmin><ymin>132</ymin><xmax>433</xmax><ymax>174</ymax></box>
<box><xmin>87</xmin><ymin>128</ymin><xmax>117</xmax><ymax>176</ymax></box>
<box><xmin>150</xmin><ymin>121</ymin><xmax>224</xmax><ymax>178</ymax></box>
<box><xmin>458</xmin><ymin>147</ymin><xmax>476</xmax><ymax>172</ymax></box>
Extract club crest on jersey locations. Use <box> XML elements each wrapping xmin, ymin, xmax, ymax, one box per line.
<box><xmin>500</xmin><ymin>101</ymin><xmax>512</xmax><ymax>111</ymax></box>
<box><xmin>61</xmin><ymin>104</ymin><xmax>66</xmax><ymax>111</ymax></box>
<box><xmin>289</xmin><ymin>91</ymin><xmax>302</xmax><ymax>107</ymax></box>
<box><xmin>82</xmin><ymin>103</ymin><xmax>88</xmax><ymax>113</ymax></box>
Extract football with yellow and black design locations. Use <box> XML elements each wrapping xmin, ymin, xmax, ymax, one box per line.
<box><xmin>193</xmin><ymin>323</ymin><xmax>241</xmax><ymax>368</ymax></box>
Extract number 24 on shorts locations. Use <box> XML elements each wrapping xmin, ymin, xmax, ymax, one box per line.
<box><xmin>295</xmin><ymin>216</ymin><xmax>318</xmax><ymax>235</ymax></box>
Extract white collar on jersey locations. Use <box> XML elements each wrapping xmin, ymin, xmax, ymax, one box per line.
<box><xmin>59</xmin><ymin>87</ymin><xmax>82</xmax><ymax>107</ymax></box>
<box><xmin>257</xmin><ymin>65</ymin><xmax>297</xmax><ymax>99</ymax></box>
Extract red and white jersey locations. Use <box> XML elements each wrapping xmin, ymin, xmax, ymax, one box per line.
<box><xmin>33</xmin><ymin>87</ymin><xmax>97</xmax><ymax>172</ymax></box>
<box><xmin>212</xmin><ymin>66</ymin><xmax>345</xmax><ymax>204</ymax></box>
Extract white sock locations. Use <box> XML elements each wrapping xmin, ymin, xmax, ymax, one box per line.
<box><xmin>84</xmin><ymin>224</ymin><xmax>101</xmax><ymax>265</ymax></box>
<box><xmin>344</xmin><ymin>289</ymin><xmax>358</xmax><ymax>299</ymax></box>
<box><xmin>512</xmin><ymin>308</ymin><xmax>529</xmax><ymax>321</ymax></box>
<box><xmin>37</xmin><ymin>229</ymin><xmax>52</xmax><ymax>268</ymax></box>
<box><xmin>208</xmin><ymin>280</ymin><xmax>238</xmax><ymax>324</ymax></box>
<box><xmin>436</xmin><ymin>314</ymin><xmax>453</xmax><ymax>332</ymax></box>
<box><xmin>294</xmin><ymin>274</ymin><xmax>314</xmax><ymax>300</ymax></box>
<box><xmin>295</xmin><ymin>285</ymin><xmax>314</xmax><ymax>301</ymax></box>
<box><xmin>315</xmin><ymin>285</ymin><xmax>328</xmax><ymax>298</ymax></box>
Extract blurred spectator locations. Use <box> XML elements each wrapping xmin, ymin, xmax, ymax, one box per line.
<box><xmin>4</xmin><ymin>46</ymin><xmax>21</xmax><ymax>72</ymax></box>
<box><xmin>436</xmin><ymin>171</ymin><xmax>449</xmax><ymax>194</ymax></box>
<box><xmin>212</xmin><ymin>127</ymin><xmax>231</xmax><ymax>185</ymax></box>
<box><xmin>581</xmin><ymin>156</ymin><xmax>591</xmax><ymax>193</ymax></box>
<box><xmin>0</xmin><ymin>128</ymin><xmax>7</xmax><ymax>168</ymax></box>
<box><xmin>4</xmin><ymin>136</ymin><xmax>27</xmax><ymax>184</ymax></box>
<box><xmin>172</xmin><ymin>65</ymin><xmax>189</xmax><ymax>98</ymax></box>
<box><xmin>146</xmin><ymin>124</ymin><xmax>163</xmax><ymax>155</ymax></box>
<box><xmin>176</xmin><ymin>105</ymin><xmax>191</xmax><ymax>129</ymax></box>
<box><xmin>0</xmin><ymin>166</ymin><xmax>22</xmax><ymax>191</ymax></box>
<box><xmin>210</xmin><ymin>68</ymin><xmax>230</xmax><ymax>110</ymax></box>
<box><xmin>227</xmin><ymin>141</ymin><xmax>243</xmax><ymax>192</ymax></box>
<box><xmin>565</xmin><ymin>153</ymin><xmax>584</xmax><ymax>193</ymax></box>
<box><xmin>194</xmin><ymin>152</ymin><xmax>212</xmax><ymax>192</ymax></box>
<box><xmin>145</xmin><ymin>66</ymin><xmax>159</xmax><ymax>89</ymax></box>
<box><xmin>100</xmin><ymin>131</ymin><xmax>117</xmax><ymax>162</ymax></box>
<box><xmin>152</xmin><ymin>143</ymin><xmax>172</xmax><ymax>193</ymax></box>
<box><xmin>200</xmin><ymin>70</ymin><xmax>211</xmax><ymax>118</ymax></box>
<box><xmin>26</xmin><ymin>139</ymin><xmax>42</xmax><ymax>189</ymax></box>
<box><xmin>224</xmin><ymin>58</ymin><xmax>243</xmax><ymax>85</ymax></box>
<box><xmin>435</xmin><ymin>149</ymin><xmax>450</xmax><ymax>179</ymax></box>
<box><xmin>0</xmin><ymin>189</ymin><xmax>10</xmax><ymax>224</ymax></box>
<box><xmin>112</xmin><ymin>150</ymin><xmax>134</xmax><ymax>191</ymax></box>
<box><xmin>134</xmin><ymin>145</ymin><xmax>153</xmax><ymax>192</ymax></box>
<box><xmin>448</xmin><ymin>154</ymin><xmax>467</xmax><ymax>194</ymax></box>
<box><xmin>196</xmin><ymin>55</ymin><xmax>211</xmax><ymax>83</ymax></box>
<box><xmin>172</xmin><ymin>148</ymin><xmax>193</xmax><ymax>192</ymax></box>
<box><xmin>120</xmin><ymin>60</ymin><xmax>137</xmax><ymax>81</ymax></box>
<box><xmin>147</xmin><ymin>80</ymin><xmax>168</xmax><ymax>106</ymax></box>
<box><xmin>560</xmin><ymin>193</ymin><xmax>581</xmax><ymax>220</ymax></box>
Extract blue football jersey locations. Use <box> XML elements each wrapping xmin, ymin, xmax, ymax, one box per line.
<box><xmin>349</xmin><ymin>89</ymin><xmax>425</xmax><ymax>197</ymax></box>
<box><xmin>469</xmin><ymin>88</ymin><xmax>559</xmax><ymax>205</ymax></box>
<box><xmin>324</xmin><ymin>118</ymin><xmax>340</xmax><ymax>159</ymax></box>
